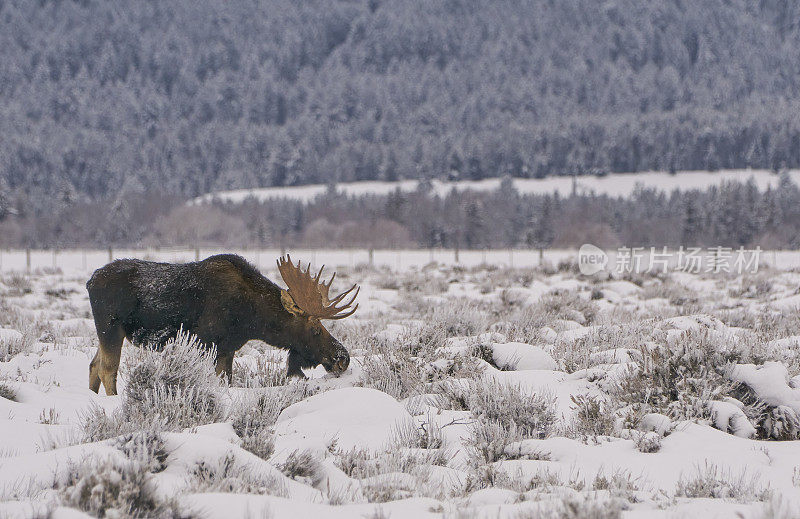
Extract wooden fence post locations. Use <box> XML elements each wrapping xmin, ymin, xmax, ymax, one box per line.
<box><xmin>26</xmin><ymin>248</ymin><xmax>31</xmax><ymax>273</ymax></box>
<box><xmin>108</xmin><ymin>247</ymin><xmax>113</xmax><ymax>263</ymax></box>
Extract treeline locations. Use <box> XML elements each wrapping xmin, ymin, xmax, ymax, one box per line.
<box><xmin>3</xmin><ymin>0</ymin><xmax>800</xmax><ymax>213</ymax></box>
<box><xmin>2</xmin><ymin>175</ymin><xmax>799</xmax><ymax>250</ymax></box>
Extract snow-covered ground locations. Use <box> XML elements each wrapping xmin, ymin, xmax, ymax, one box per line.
<box><xmin>2</xmin><ymin>257</ymin><xmax>800</xmax><ymax>518</ymax></box>
<box><xmin>191</xmin><ymin>169</ymin><xmax>800</xmax><ymax>205</ymax></box>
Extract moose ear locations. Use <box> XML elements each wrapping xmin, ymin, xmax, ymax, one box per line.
<box><xmin>280</xmin><ymin>289</ymin><xmax>305</xmax><ymax>316</ymax></box>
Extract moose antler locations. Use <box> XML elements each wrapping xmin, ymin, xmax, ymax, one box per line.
<box><xmin>277</xmin><ymin>255</ymin><xmax>359</xmax><ymax>319</ymax></box>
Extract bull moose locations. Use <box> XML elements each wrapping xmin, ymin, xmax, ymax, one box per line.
<box><xmin>86</xmin><ymin>254</ymin><xmax>358</xmax><ymax>395</ymax></box>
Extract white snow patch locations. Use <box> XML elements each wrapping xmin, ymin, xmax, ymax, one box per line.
<box><xmin>490</xmin><ymin>342</ymin><xmax>557</xmax><ymax>371</ymax></box>
<box><xmin>273</xmin><ymin>387</ymin><xmax>415</xmax><ymax>457</ymax></box>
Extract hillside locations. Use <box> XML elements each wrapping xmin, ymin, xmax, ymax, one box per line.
<box><xmin>193</xmin><ymin>169</ymin><xmax>800</xmax><ymax>204</ymax></box>
<box><xmin>2</xmin><ymin>0</ymin><xmax>800</xmax><ymax>213</ymax></box>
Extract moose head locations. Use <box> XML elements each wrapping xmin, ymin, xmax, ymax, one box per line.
<box><xmin>274</xmin><ymin>255</ymin><xmax>359</xmax><ymax>376</ymax></box>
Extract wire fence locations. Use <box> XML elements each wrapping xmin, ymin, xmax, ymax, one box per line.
<box><xmin>0</xmin><ymin>247</ymin><xmax>794</xmax><ymax>275</ymax></box>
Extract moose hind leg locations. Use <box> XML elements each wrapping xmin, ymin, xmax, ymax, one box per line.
<box><xmin>89</xmin><ymin>350</ymin><xmax>102</xmax><ymax>393</ymax></box>
<box><xmin>96</xmin><ymin>325</ymin><xmax>125</xmax><ymax>396</ymax></box>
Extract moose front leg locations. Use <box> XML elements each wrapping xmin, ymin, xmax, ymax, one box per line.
<box><xmin>286</xmin><ymin>350</ymin><xmax>308</xmax><ymax>379</ymax></box>
<box><xmin>214</xmin><ymin>352</ymin><xmax>234</xmax><ymax>384</ymax></box>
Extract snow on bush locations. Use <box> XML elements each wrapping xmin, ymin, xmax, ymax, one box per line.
<box><xmin>233</xmin><ymin>355</ymin><xmax>287</xmax><ymax>388</ymax></box>
<box><xmin>57</xmin><ymin>431</ymin><xmax>186</xmax><ymax>518</ymax></box>
<box><xmin>83</xmin><ymin>330</ymin><xmax>226</xmax><ymax>440</ymax></box>
<box><xmin>0</xmin><ymin>380</ymin><xmax>17</xmax><ymax>401</ymax></box>
<box><xmin>437</xmin><ymin>378</ymin><xmax>556</xmax><ymax>439</ymax></box>
<box><xmin>193</xmin><ymin>452</ymin><xmax>287</xmax><ymax>497</ymax></box>
<box><xmin>536</xmin><ymin>291</ymin><xmax>598</xmax><ymax>325</ymax></box>
<box><xmin>675</xmin><ymin>462</ymin><xmax>771</xmax><ymax>502</ymax></box>
<box><xmin>358</xmin><ymin>343</ymin><xmax>425</xmax><ymax>400</ymax></box>
<box><xmin>0</xmin><ymin>327</ymin><xmax>25</xmax><ymax>362</ymax></box>
<box><xmin>567</xmin><ymin>394</ymin><xmax>618</xmax><ymax>439</ymax></box>
<box><xmin>230</xmin><ymin>384</ymin><xmax>316</xmax><ymax>460</ymax></box>
<box><xmin>613</xmin><ymin>328</ymin><xmax>738</xmax><ymax>423</ymax></box>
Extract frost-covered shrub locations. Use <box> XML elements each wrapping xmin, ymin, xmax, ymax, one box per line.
<box><xmin>557</xmin><ymin>258</ymin><xmax>579</xmax><ymax>274</ymax></box>
<box><xmin>114</xmin><ymin>430</ymin><xmax>169</xmax><ymax>474</ymax></box>
<box><xmin>567</xmin><ymin>394</ymin><xmax>617</xmax><ymax>439</ymax></box>
<box><xmin>718</xmin><ymin>309</ymin><xmax>800</xmax><ymax>343</ymax></box>
<box><xmin>230</xmin><ymin>384</ymin><xmax>316</xmax><ymax>459</ymax></box>
<box><xmin>729</xmin><ymin>275</ymin><xmax>773</xmax><ymax>299</ymax></box>
<box><xmin>416</xmin><ymin>299</ymin><xmax>490</xmax><ymax>342</ymax></box>
<box><xmin>396</xmin><ymin>269</ymin><xmax>449</xmax><ymax>296</ymax></box>
<box><xmin>239</xmin><ymin>429</ymin><xmax>276</xmax><ymax>461</ymax></box>
<box><xmin>233</xmin><ymin>356</ymin><xmax>287</xmax><ymax>388</ymax></box>
<box><xmin>391</xmin><ymin>415</ymin><xmax>444</xmax><ymax>450</ymax></box>
<box><xmin>436</xmin><ymin>379</ymin><xmax>556</xmax><ymax>439</ymax></box>
<box><xmin>83</xmin><ymin>331</ymin><xmax>226</xmax><ymax>440</ymax></box>
<box><xmin>335</xmin><ymin>444</ymin><xmax>448</xmax><ymax>480</ymax></box>
<box><xmin>358</xmin><ymin>346</ymin><xmax>425</xmax><ymax>400</ymax></box>
<box><xmin>759</xmin><ymin>494</ymin><xmax>800</xmax><ymax>519</ymax></box>
<box><xmin>496</xmin><ymin>307</ymin><xmax>558</xmax><ymax>344</ymax></box>
<box><xmin>279</xmin><ymin>450</ymin><xmax>322</xmax><ymax>485</ymax></box>
<box><xmin>613</xmin><ymin>329</ymin><xmax>737</xmax><ymax>423</ymax></box>
<box><xmin>3</xmin><ymin>273</ymin><xmax>32</xmax><ymax>296</ymax></box>
<box><xmin>633</xmin><ymin>431</ymin><xmax>662</xmax><ymax>453</ymax></box>
<box><xmin>361</xmin><ymin>474</ymin><xmax>416</xmax><ymax>503</ymax></box>
<box><xmin>552</xmin><ymin>322</ymin><xmax>649</xmax><ymax>373</ymax></box>
<box><xmin>82</xmin><ymin>406</ymin><xmax>139</xmax><ymax>442</ymax></box>
<box><xmin>537</xmin><ymin>292</ymin><xmax>598</xmax><ymax>325</ymax></box>
<box><xmin>466</xmin><ymin>420</ymin><xmax>524</xmax><ymax>465</ymax></box>
<box><xmin>123</xmin><ymin>331</ymin><xmax>225</xmax><ymax>430</ymax></box>
<box><xmin>675</xmin><ymin>463</ymin><xmax>770</xmax><ymax>502</ymax></box>
<box><xmin>58</xmin><ymin>432</ymin><xmax>185</xmax><ymax>518</ymax></box>
<box><xmin>193</xmin><ymin>453</ymin><xmax>287</xmax><ymax>497</ymax></box>
<box><xmin>545</xmin><ymin>495</ymin><xmax>624</xmax><ymax>519</ymax></box>
<box><xmin>641</xmin><ymin>281</ymin><xmax>698</xmax><ymax>307</ymax></box>
<box><xmin>0</xmin><ymin>327</ymin><xmax>32</xmax><ymax>362</ymax></box>
<box><xmin>59</xmin><ymin>458</ymin><xmax>177</xmax><ymax>518</ymax></box>
<box><xmin>428</xmin><ymin>351</ymin><xmax>487</xmax><ymax>381</ymax></box>
<box><xmin>761</xmin><ymin>406</ymin><xmax>800</xmax><ymax>441</ymax></box>
<box><xmin>0</xmin><ymin>381</ymin><xmax>17</xmax><ymax>401</ymax></box>
<box><xmin>592</xmin><ymin>469</ymin><xmax>641</xmax><ymax>502</ymax></box>
<box><xmin>231</xmin><ymin>384</ymin><xmax>315</xmax><ymax>436</ymax></box>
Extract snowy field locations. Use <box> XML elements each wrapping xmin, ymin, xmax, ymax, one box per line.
<box><xmin>3</xmin><ymin>255</ymin><xmax>800</xmax><ymax>518</ymax></box>
<box><xmin>191</xmin><ymin>169</ymin><xmax>800</xmax><ymax>205</ymax></box>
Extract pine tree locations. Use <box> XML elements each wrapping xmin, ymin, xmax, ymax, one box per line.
<box><xmin>527</xmin><ymin>195</ymin><xmax>555</xmax><ymax>249</ymax></box>
<box><xmin>0</xmin><ymin>178</ymin><xmax>10</xmax><ymax>221</ymax></box>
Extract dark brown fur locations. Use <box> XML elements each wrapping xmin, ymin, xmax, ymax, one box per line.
<box><xmin>86</xmin><ymin>254</ymin><xmax>349</xmax><ymax>395</ymax></box>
